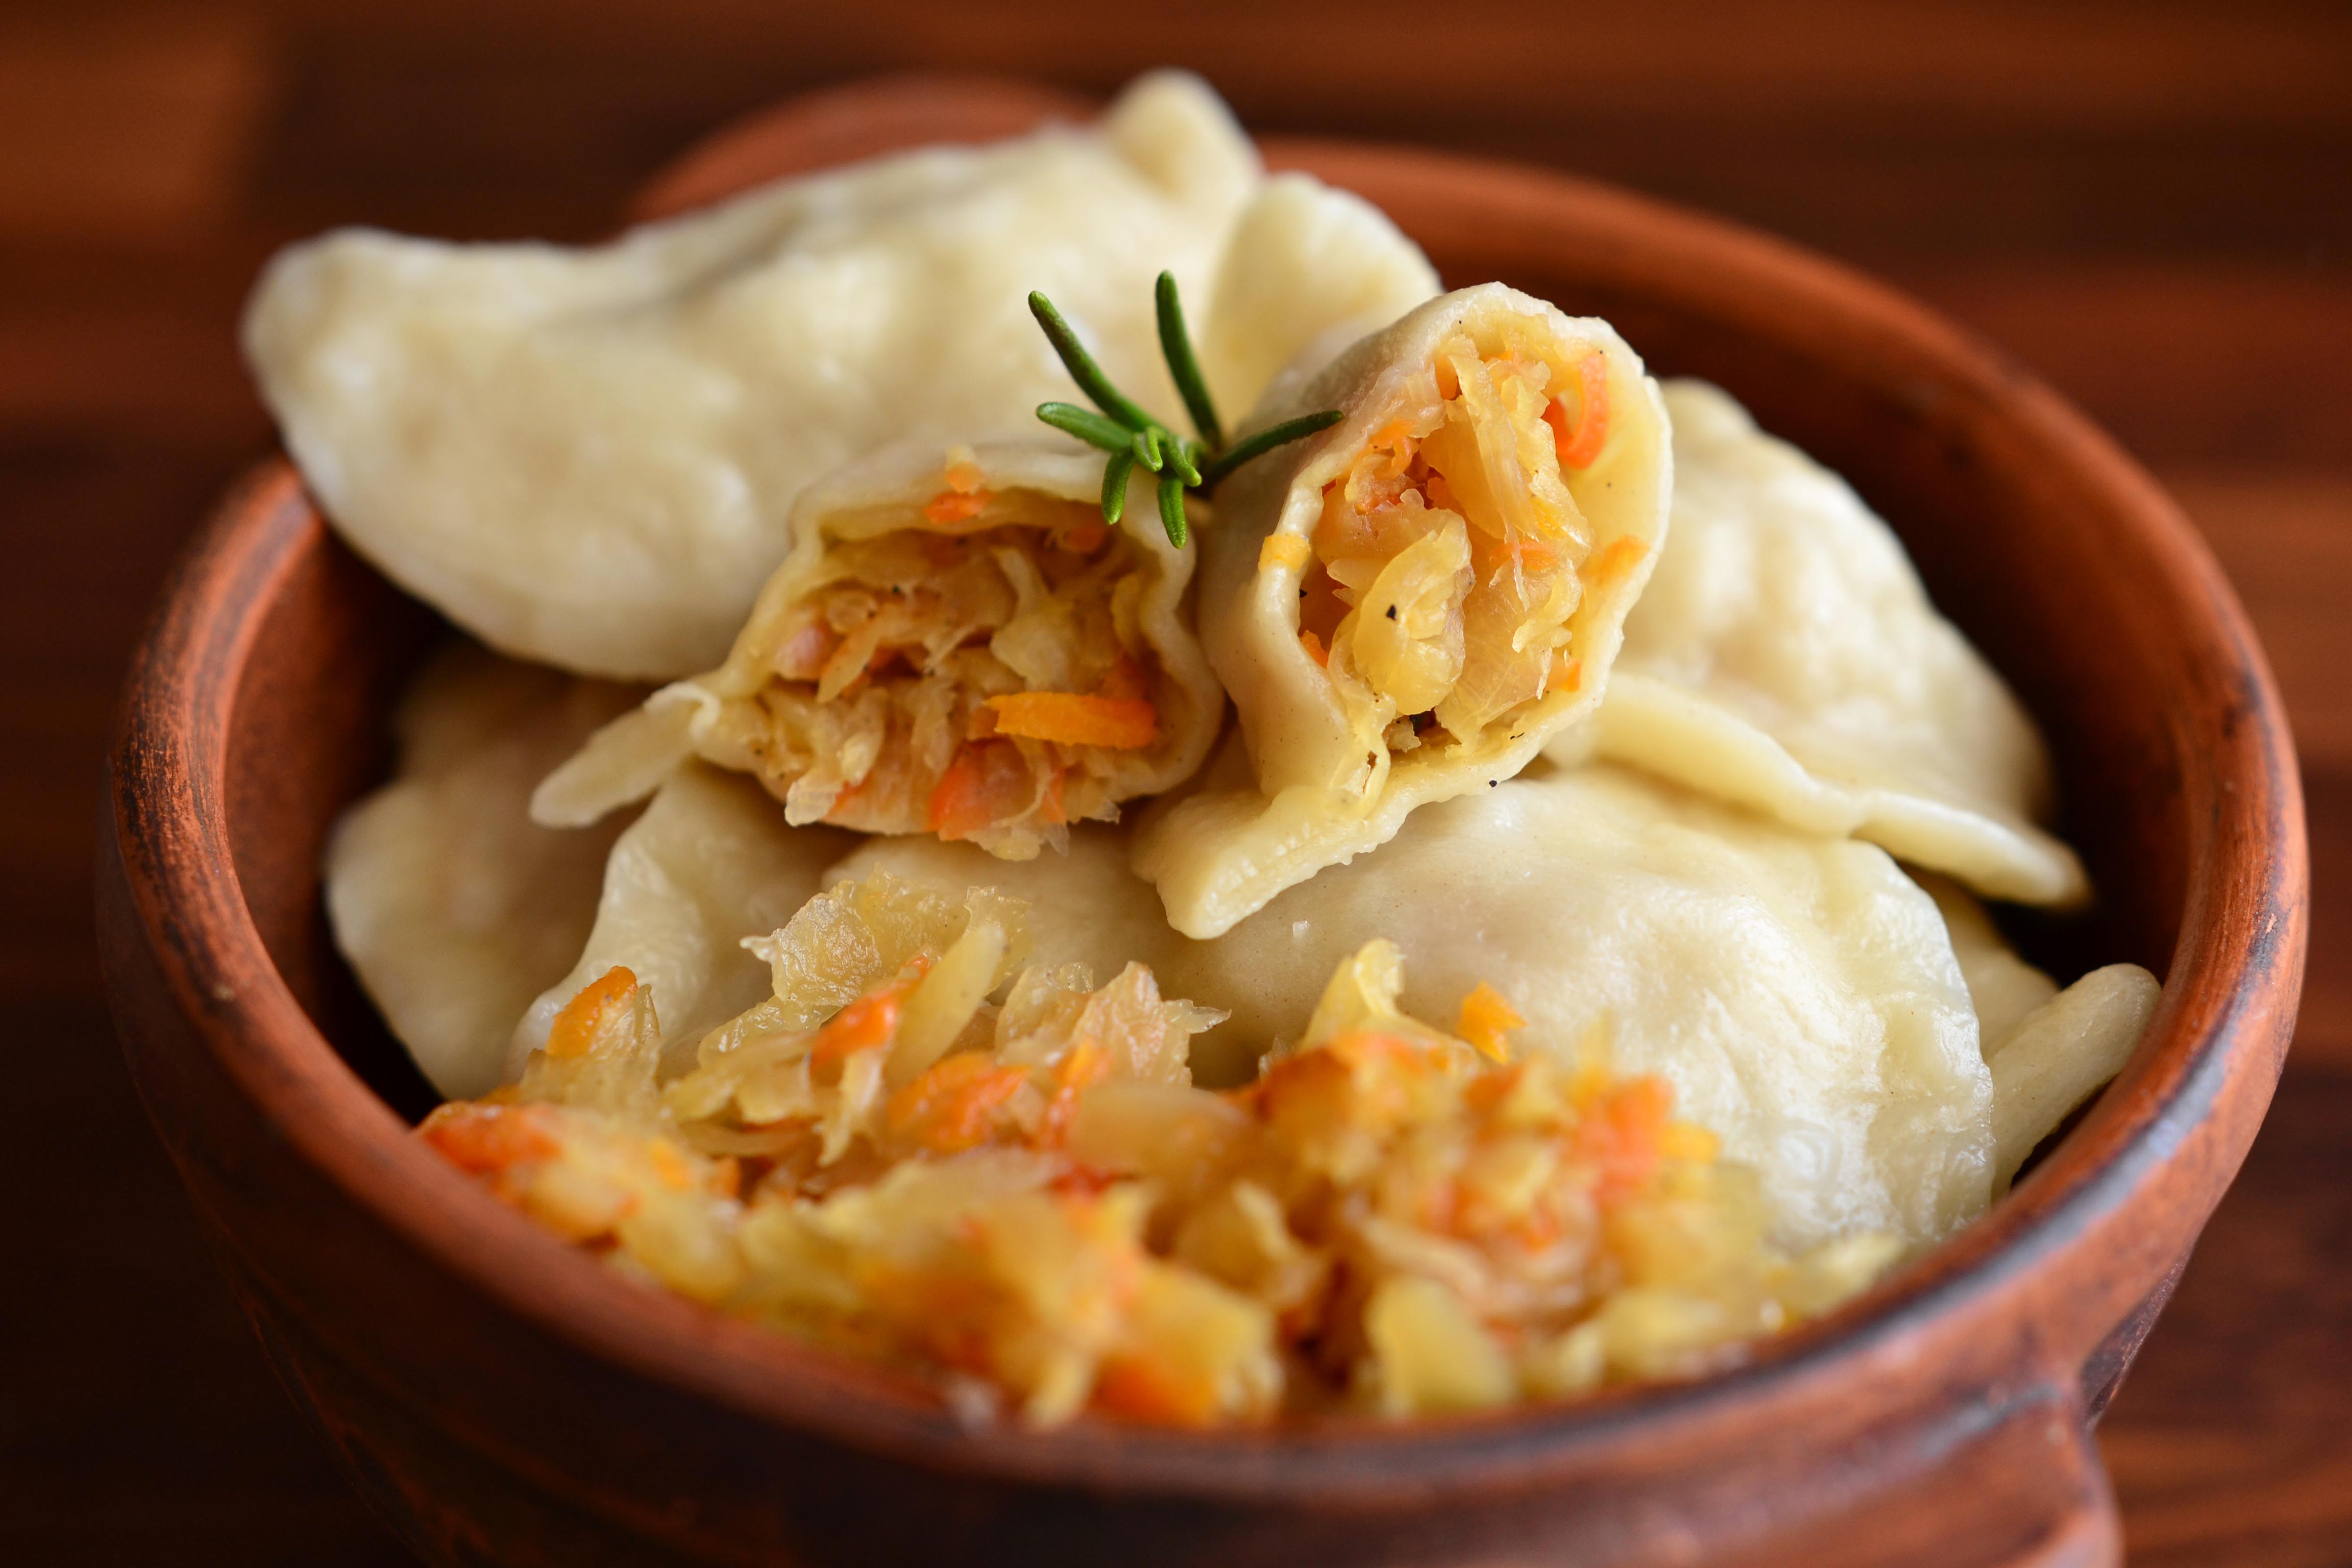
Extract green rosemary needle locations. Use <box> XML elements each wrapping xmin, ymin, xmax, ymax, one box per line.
<box><xmin>1029</xmin><ymin>274</ymin><xmax>1343</xmax><ymax>547</ymax></box>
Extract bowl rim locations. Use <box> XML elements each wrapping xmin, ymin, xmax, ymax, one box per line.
<box><xmin>110</xmin><ymin>74</ymin><xmax>2307</xmax><ymax>1501</ymax></box>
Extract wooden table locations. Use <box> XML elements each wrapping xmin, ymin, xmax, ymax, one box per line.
<box><xmin>3</xmin><ymin>6</ymin><xmax>2345</xmax><ymax>1563</ymax></box>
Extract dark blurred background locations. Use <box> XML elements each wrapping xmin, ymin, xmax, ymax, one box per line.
<box><xmin>3</xmin><ymin>3</ymin><xmax>2347</xmax><ymax>1564</ymax></box>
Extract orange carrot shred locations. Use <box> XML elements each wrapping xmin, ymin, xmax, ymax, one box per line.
<box><xmin>922</xmin><ymin>488</ymin><xmax>992</xmax><ymax>526</ymax></box>
<box><xmin>1545</xmin><ymin>353</ymin><xmax>1612</xmax><ymax>469</ymax></box>
<box><xmin>420</xmin><ymin>1102</ymin><xmax>559</xmax><ymax>1174</ymax></box>
<box><xmin>1298</xmin><ymin>628</ymin><xmax>1329</xmax><ymax>667</ymax></box>
<box><xmin>925</xmin><ymin>740</ymin><xmax>1033</xmax><ymax>839</ymax></box>
<box><xmin>886</xmin><ymin>1053</ymin><xmax>1032</xmax><ymax>1153</ymax></box>
<box><xmin>1059</xmin><ymin>520</ymin><xmax>1108</xmax><ymax>554</ymax></box>
<box><xmin>985</xmin><ymin>692</ymin><xmax>1158</xmax><ymax>749</ymax></box>
<box><xmin>546</xmin><ymin>967</ymin><xmax>637</xmax><ymax>1059</ymax></box>
<box><xmin>943</xmin><ymin>459</ymin><xmax>987</xmax><ymax>494</ymax></box>
<box><xmin>1456</xmin><ymin>983</ymin><xmax>1525</xmax><ymax>1063</ymax></box>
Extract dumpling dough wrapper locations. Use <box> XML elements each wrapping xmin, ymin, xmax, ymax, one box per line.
<box><xmin>1136</xmin><ymin>284</ymin><xmax>1673</xmax><ymax>938</ymax></box>
<box><xmin>1574</xmin><ymin>379</ymin><xmax>2088</xmax><ymax>906</ymax></box>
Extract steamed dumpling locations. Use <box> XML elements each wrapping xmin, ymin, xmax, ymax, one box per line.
<box><xmin>1919</xmin><ymin>877</ymin><xmax>2161</xmax><ymax>1191</ymax></box>
<box><xmin>244</xmin><ymin>72</ymin><xmax>1259</xmax><ymax>679</ymax></box>
<box><xmin>1155</xmin><ymin>762</ymin><xmax>1994</xmax><ymax>1247</ymax></box>
<box><xmin>323</xmin><ymin>643</ymin><xmax>646</xmax><ymax>1098</ymax></box>
<box><xmin>508</xmin><ymin>763</ymin><xmax>854</xmax><ymax>1079</ymax></box>
<box><xmin>1574</xmin><ymin>380</ymin><xmax>2087</xmax><ymax>906</ymax></box>
<box><xmin>1136</xmin><ymin>285</ymin><xmax>1673</xmax><ymax>938</ymax></box>
<box><xmin>530</xmin><ymin>436</ymin><xmax>1222</xmax><ymax>859</ymax></box>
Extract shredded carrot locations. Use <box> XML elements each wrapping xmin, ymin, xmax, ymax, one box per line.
<box><xmin>420</xmin><ymin>1102</ymin><xmax>559</xmax><ymax>1174</ymax></box>
<box><xmin>1297</xmin><ymin>628</ymin><xmax>1329</xmax><ymax>667</ymax></box>
<box><xmin>943</xmin><ymin>458</ymin><xmax>987</xmax><ymax>494</ymax></box>
<box><xmin>1580</xmin><ymin>535</ymin><xmax>1649</xmax><ymax>594</ymax></box>
<box><xmin>1365</xmin><ymin>418</ymin><xmax>1417</xmax><ymax>476</ymax></box>
<box><xmin>1572</xmin><ymin>1076</ymin><xmax>1674</xmax><ymax>1204</ymax></box>
<box><xmin>1544</xmin><ymin>353</ymin><xmax>1612</xmax><ymax>469</ymax></box>
<box><xmin>886</xmin><ymin>1052</ymin><xmax>1032</xmax><ymax>1154</ymax></box>
<box><xmin>986</xmin><ymin>691</ymin><xmax>1158</xmax><ymax>749</ymax></box>
<box><xmin>1094</xmin><ymin>1350</ymin><xmax>1219</xmax><ymax>1426</ymax></box>
<box><xmin>1037</xmin><ymin>1038</ymin><xmax>1109</xmax><ymax>1148</ymax></box>
<box><xmin>1549</xmin><ymin>653</ymin><xmax>1583</xmax><ymax>695</ymax></box>
<box><xmin>925</xmin><ymin>740</ymin><xmax>1032</xmax><ymax>840</ymax></box>
<box><xmin>546</xmin><ymin>967</ymin><xmax>637</xmax><ymax>1059</ymax></box>
<box><xmin>1424</xmin><ymin>470</ymin><xmax>1460</xmax><ymax>513</ymax></box>
<box><xmin>811</xmin><ymin>961</ymin><xmax>932</xmax><ymax>1069</ymax></box>
<box><xmin>1456</xmin><ymin>983</ymin><xmax>1525</xmax><ymax>1064</ymax></box>
<box><xmin>1057</xmin><ymin>520</ymin><xmax>1108</xmax><ymax>554</ymax></box>
<box><xmin>922</xmin><ymin>488</ymin><xmax>993</xmax><ymax>526</ymax></box>
<box><xmin>645</xmin><ymin>1137</ymin><xmax>701</xmax><ymax>1193</ymax></box>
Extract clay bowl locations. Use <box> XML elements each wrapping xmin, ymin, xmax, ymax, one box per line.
<box><xmin>100</xmin><ymin>76</ymin><xmax>2305</xmax><ymax>1568</ymax></box>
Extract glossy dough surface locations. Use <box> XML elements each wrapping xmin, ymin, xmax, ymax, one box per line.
<box><xmin>1580</xmin><ymin>380</ymin><xmax>2087</xmax><ymax>905</ymax></box>
<box><xmin>507</xmin><ymin>764</ymin><xmax>854</xmax><ymax>1079</ymax></box>
<box><xmin>323</xmin><ymin>644</ymin><xmax>646</xmax><ymax>1098</ymax></box>
<box><xmin>244</xmin><ymin>73</ymin><xmax>1258</xmax><ymax>678</ymax></box>
<box><xmin>1137</xmin><ymin>284</ymin><xmax>1673</xmax><ymax>938</ymax></box>
<box><xmin>1156</xmin><ymin>763</ymin><xmax>1994</xmax><ymax>1247</ymax></box>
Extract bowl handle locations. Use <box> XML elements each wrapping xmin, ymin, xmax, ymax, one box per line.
<box><xmin>1740</xmin><ymin>1383</ymin><xmax>2118</xmax><ymax>1568</ymax></box>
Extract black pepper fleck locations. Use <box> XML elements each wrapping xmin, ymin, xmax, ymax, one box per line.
<box><xmin>1384</xmin><ymin>604</ymin><xmax>1398</xmax><ymax>620</ymax></box>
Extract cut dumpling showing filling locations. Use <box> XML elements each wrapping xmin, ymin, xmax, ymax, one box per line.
<box><xmin>242</xmin><ymin>71</ymin><xmax>1258</xmax><ymax>678</ymax></box>
<box><xmin>534</xmin><ymin>438</ymin><xmax>1222</xmax><ymax>860</ymax></box>
<box><xmin>1154</xmin><ymin>762</ymin><xmax>1992</xmax><ymax>1247</ymax></box>
<box><xmin>1136</xmin><ymin>284</ymin><xmax>1671</xmax><ymax>939</ymax></box>
<box><xmin>1568</xmin><ymin>380</ymin><xmax>2087</xmax><ymax>907</ymax></box>
<box><xmin>1918</xmin><ymin>877</ymin><xmax>2161</xmax><ymax>1192</ymax></box>
<box><xmin>323</xmin><ymin>642</ymin><xmax>647</xmax><ymax>1099</ymax></box>
<box><xmin>506</xmin><ymin>763</ymin><xmax>854</xmax><ymax>1081</ymax></box>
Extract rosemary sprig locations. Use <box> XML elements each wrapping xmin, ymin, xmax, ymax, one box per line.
<box><xmin>1030</xmin><ymin>273</ymin><xmax>1343</xmax><ymax>547</ymax></box>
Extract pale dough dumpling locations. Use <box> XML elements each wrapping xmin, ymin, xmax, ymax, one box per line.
<box><xmin>1137</xmin><ymin>285</ymin><xmax>1673</xmax><ymax>939</ymax></box>
<box><xmin>507</xmin><ymin>763</ymin><xmax>854</xmax><ymax>1080</ymax></box>
<box><xmin>818</xmin><ymin>827</ymin><xmax>1186</xmax><ymax>992</ymax></box>
<box><xmin>1919</xmin><ymin>877</ymin><xmax>2161</xmax><ymax>1192</ymax></box>
<box><xmin>1157</xmin><ymin>763</ymin><xmax>1995</xmax><ymax>1247</ymax></box>
<box><xmin>244</xmin><ymin>71</ymin><xmax>1259</xmax><ymax>679</ymax></box>
<box><xmin>1575</xmin><ymin>380</ymin><xmax>2088</xmax><ymax>906</ymax></box>
<box><xmin>323</xmin><ymin>643</ymin><xmax>646</xmax><ymax>1099</ymax></box>
<box><xmin>530</xmin><ymin>436</ymin><xmax>1222</xmax><ymax>858</ymax></box>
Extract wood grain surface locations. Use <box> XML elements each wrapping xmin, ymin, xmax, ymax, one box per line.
<box><xmin>3</xmin><ymin>5</ymin><xmax>2346</xmax><ymax>1564</ymax></box>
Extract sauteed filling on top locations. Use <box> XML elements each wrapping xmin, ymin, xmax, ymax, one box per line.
<box><xmin>422</xmin><ymin>874</ymin><xmax>1897</xmax><ymax>1427</ymax></box>
<box><xmin>1276</xmin><ymin>326</ymin><xmax>1647</xmax><ymax>767</ymax></box>
<box><xmin>706</xmin><ymin>475</ymin><xmax>1171</xmax><ymax>858</ymax></box>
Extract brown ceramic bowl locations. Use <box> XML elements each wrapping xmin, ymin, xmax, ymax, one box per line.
<box><xmin>100</xmin><ymin>77</ymin><xmax>2305</xmax><ymax>1568</ymax></box>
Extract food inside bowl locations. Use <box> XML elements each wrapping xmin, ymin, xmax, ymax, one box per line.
<box><xmin>426</xmin><ymin>873</ymin><xmax>1895</xmax><ymax>1425</ymax></box>
<box><xmin>259</xmin><ymin>70</ymin><xmax>2162</xmax><ymax>1430</ymax></box>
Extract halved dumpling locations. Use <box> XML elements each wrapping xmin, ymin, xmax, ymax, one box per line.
<box><xmin>534</xmin><ymin>438</ymin><xmax>1222</xmax><ymax>860</ymax></box>
<box><xmin>1572</xmin><ymin>380</ymin><xmax>2088</xmax><ymax>907</ymax></box>
<box><xmin>1135</xmin><ymin>284</ymin><xmax>1672</xmax><ymax>938</ymax></box>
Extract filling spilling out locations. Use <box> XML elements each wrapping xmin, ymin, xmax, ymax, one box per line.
<box><xmin>706</xmin><ymin>471</ymin><xmax>1170</xmax><ymax>859</ymax></box>
<box><xmin>1277</xmin><ymin>326</ymin><xmax>1648</xmax><ymax>769</ymax></box>
<box><xmin>422</xmin><ymin>873</ymin><xmax>1896</xmax><ymax>1428</ymax></box>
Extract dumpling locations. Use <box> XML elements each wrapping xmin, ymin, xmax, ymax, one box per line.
<box><xmin>818</xmin><ymin>826</ymin><xmax>1186</xmax><ymax>990</ymax></box>
<box><xmin>531</xmin><ymin>436</ymin><xmax>1222</xmax><ymax>859</ymax></box>
<box><xmin>323</xmin><ymin>642</ymin><xmax>646</xmax><ymax>1098</ymax></box>
<box><xmin>1196</xmin><ymin>172</ymin><xmax>1440</xmax><ymax>422</ymax></box>
<box><xmin>1135</xmin><ymin>285</ymin><xmax>1673</xmax><ymax>938</ymax></box>
<box><xmin>243</xmin><ymin>72</ymin><xmax>1259</xmax><ymax>679</ymax></box>
<box><xmin>1919</xmin><ymin>877</ymin><xmax>2161</xmax><ymax>1192</ymax></box>
<box><xmin>1155</xmin><ymin>762</ymin><xmax>1993</xmax><ymax>1247</ymax></box>
<box><xmin>507</xmin><ymin>763</ymin><xmax>854</xmax><ymax>1080</ymax></box>
<box><xmin>1574</xmin><ymin>380</ymin><xmax>2088</xmax><ymax>906</ymax></box>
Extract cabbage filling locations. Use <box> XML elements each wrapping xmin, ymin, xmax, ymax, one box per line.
<box><xmin>706</xmin><ymin>482</ymin><xmax>1167</xmax><ymax>857</ymax></box>
<box><xmin>1293</xmin><ymin>328</ymin><xmax>1642</xmax><ymax>758</ymax></box>
<box><xmin>423</xmin><ymin>875</ymin><xmax>1897</xmax><ymax>1428</ymax></box>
